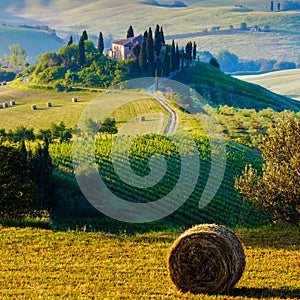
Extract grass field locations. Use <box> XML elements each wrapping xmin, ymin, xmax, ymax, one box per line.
<box><xmin>236</xmin><ymin>69</ymin><xmax>300</xmax><ymax>101</ymax></box>
<box><xmin>0</xmin><ymin>226</ymin><xmax>299</xmax><ymax>299</ymax></box>
<box><xmin>0</xmin><ymin>85</ymin><xmax>169</xmax><ymax>133</ymax></box>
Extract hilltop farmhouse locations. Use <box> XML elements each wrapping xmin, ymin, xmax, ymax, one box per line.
<box><xmin>108</xmin><ymin>35</ymin><xmax>143</xmax><ymax>60</ymax></box>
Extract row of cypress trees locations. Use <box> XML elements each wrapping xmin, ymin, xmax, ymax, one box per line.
<box><xmin>128</xmin><ymin>24</ymin><xmax>197</xmax><ymax>77</ymax></box>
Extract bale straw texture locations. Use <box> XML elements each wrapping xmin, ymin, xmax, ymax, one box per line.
<box><xmin>167</xmin><ymin>224</ymin><xmax>245</xmax><ymax>294</ymax></box>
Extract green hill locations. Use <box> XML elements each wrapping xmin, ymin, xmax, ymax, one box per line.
<box><xmin>174</xmin><ymin>62</ymin><xmax>300</xmax><ymax>111</ymax></box>
<box><xmin>0</xmin><ymin>25</ymin><xmax>63</xmax><ymax>63</ymax></box>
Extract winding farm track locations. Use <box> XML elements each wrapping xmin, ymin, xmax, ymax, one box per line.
<box><xmin>146</xmin><ymin>71</ymin><xmax>181</xmax><ymax>135</ymax></box>
<box><xmin>146</xmin><ymin>89</ymin><xmax>178</xmax><ymax>135</ymax></box>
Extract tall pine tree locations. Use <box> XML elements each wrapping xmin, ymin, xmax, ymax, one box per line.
<box><xmin>139</xmin><ymin>32</ymin><xmax>148</xmax><ymax>73</ymax></box>
<box><xmin>98</xmin><ymin>32</ymin><xmax>104</xmax><ymax>54</ymax></box>
<box><xmin>193</xmin><ymin>41</ymin><xmax>197</xmax><ymax>61</ymax></box>
<box><xmin>176</xmin><ymin>43</ymin><xmax>180</xmax><ymax>70</ymax></box>
<box><xmin>154</xmin><ymin>24</ymin><xmax>161</xmax><ymax>56</ymax></box>
<box><xmin>147</xmin><ymin>27</ymin><xmax>154</xmax><ymax>74</ymax></box>
<box><xmin>67</xmin><ymin>36</ymin><xmax>73</xmax><ymax>46</ymax></box>
<box><xmin>82</xmin><ymin>30</ymin><xmax>88</xmax><ymax>41</ymax></box>
<box><xmin>170</xmin><ymin>40</ymin><xmax>176</xmax><ymax>71</ymax></box>
<box><xmin>185</xmin><ymin>41</ymin><xmax>193</xmax><ymax>65</ymax></box>
<box><xmin>78</xmin><ymin>36</ymin><xmax>86</xmax><ymax>67</ymax></box>
<box><xmin>127</xmin><ymin>25</ymin><xmax>134</xmax><ymax>38</ymax></box>
<box><xmin>160</xmin><ymin>26</ymin><xmax>165</xmax><ymax>45</ymax></box>
<box><xmin>162</xmin><ymin>45</ymin><xmax>170</xmax><ymax>77</ymax></box>
<box><xmin>132</xmin><ymin>43</ymin><xmax>141</xmax><ymax>68</ymax></box>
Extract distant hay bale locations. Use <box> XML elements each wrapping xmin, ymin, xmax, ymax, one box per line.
<box><xmin>72</xmin><ymin>97</ymin><xmax>78</xmax><ymax>103</ymax></box>
<box><xmin>3</xmin><ymin>102</ymin><xmax>8</xmax><ymax>108</ymax></box>
<box><xmin>31</xmin><ymin>104</ymin><xmax>37</xmax><ymax>110</ymax></box>
<box><xmin>46</xmin><ymin>102</ymin><xmax>52</xmax><ymax>107</ymax></box>
<box><xmin>0</xmin><ymin>103</ymin><xmax>3</xmax><ymax>109</ymax></box>
<box><xmin>10</xmin><ymin>100</ymin><xmax>16</xmax><ymax>106</ymax></box>
<box><xmin>141</xmin><ymin>116</ymin><xmax>146</xmax><ymax>121</ymax></box>
<box><xmin>167</xmin><ymin>224</ymin><xmax>246</xmax><ymax>294</ymax></box>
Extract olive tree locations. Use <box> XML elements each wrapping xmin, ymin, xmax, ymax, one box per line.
<box><xmin>235</xmin><ymin>115</ymin><xmax>300</xmax><ymax>225</ymax></box>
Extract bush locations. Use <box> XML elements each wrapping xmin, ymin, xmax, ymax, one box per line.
<box><xmin>0</xmin><ymin>143</ymin><xmax>37</xmax><ymax>217</ymax></box>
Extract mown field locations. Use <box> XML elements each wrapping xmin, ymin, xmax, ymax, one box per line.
<box><xmin>0</xmin><ymin>85</ymin><xmax>168</xmax><ymax>133</ymax></box>
<box><xmin>1</xmin><ymin>0</ymin><xmax>299</xmax><ymax>62</ymax></box>
<box><xmin>0</xmin><ymin>226</ymin><xmax>299</xmax><ymax>299</ymax></box>
<box><xmin>236</xmin><ymin>69</ymin><xmax>300</xmax><ymax>101</ymax></box>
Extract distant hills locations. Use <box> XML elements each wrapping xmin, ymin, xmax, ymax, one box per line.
<box><xmin>0</xmin><ymin>0</ymin><xmax>299</xmax><ymax>64</ymax></box>
<box><xmin>0</xmin><ymin>25</ymin><xmax>63</xmax><ymax>64</ymax></box>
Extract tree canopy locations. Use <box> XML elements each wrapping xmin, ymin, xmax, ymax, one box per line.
<box><xmin>235</xmin><ymin>115</ymin><xmax>300</xmax><ymax>225</ymax></box>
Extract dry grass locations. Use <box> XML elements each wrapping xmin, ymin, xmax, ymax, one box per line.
<box><xmin>1</xmin><ymin>1</ymin><xmax>299</xmax><ymax>62</ymax></box>
<box><xmin>0</xmin><ymin>226</ymin><xmax>299</xmax><ymax>299</ymax></box>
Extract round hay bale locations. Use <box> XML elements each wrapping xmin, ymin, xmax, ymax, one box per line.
<box><xmin>46</xmin><ymin>102</ymin><xmax>52</xmax><ymax>107</ymax></box>
<box><xmin>0</xmin><ymin>103</ymin><xmax>3</xmax><ymax>108</ymax></box>
<box><xmin>167</xmin><ymin>224</ymin><xmax>245</xmax><ymax>294</ymax></box>
<box><xmin>141</xmin><ymin>115</ymin><xmax>146</xmax><ymax>121</ymax></box>
<box><xmin>72</xmin><ymin>97</ymin><xmax>78</xmax><ymax>103</ymax></box>
<box><xmin>31</xmin><ymin>104</ymin><xmax>37</xmax><ymax>110</ymax></box>
<box><xmin>3</xmin><ymin>102</ymin><xmax>8</xmax><ymax>108</ymax></box>
<box><xmin>10</xmin><ymin>100</ymin><xmax>16</xmax><ymax>106</ymax></box>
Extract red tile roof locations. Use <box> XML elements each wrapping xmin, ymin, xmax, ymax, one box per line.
<box><xmin>112</xmin><ymin>35</ymin><xmax>143</xmax><ymax>47</ymax></box>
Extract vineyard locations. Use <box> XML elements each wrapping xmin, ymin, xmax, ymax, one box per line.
<box><xmin>49</xmin><ymin>133</ymin><xmax>268</xmax><ymax>229</ymax></box>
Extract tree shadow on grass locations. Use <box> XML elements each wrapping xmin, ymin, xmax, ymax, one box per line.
<box><xmin>227</xmin><ymin>287</ymin><xmax>300</xmax><ymax>299</ymax></box>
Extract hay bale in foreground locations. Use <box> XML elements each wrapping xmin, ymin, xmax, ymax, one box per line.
<box><xmin>167</xmin><ymin>224</ymin><xmax>245</xmax><ymax>294</ymax></box>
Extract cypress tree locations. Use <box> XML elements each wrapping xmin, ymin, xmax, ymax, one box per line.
<box><xmin>185</xmin><ymin>41</ymin><xmax>192</xmax><ymax>64</ymax></box>
<box><xmin>132</xmin><ymin>43</ymin><xmax>141</xmax><ymax>68</ymax></box>
<box><xmin>98</xmin><ymin>32</ymin><xmax>104</xmax><ymax>54</ymax></box>
<box><xmin>181</xmin><ymin>47</ymin><xmax>185</xmax><ymax>69</ymax></box>
<box><xmin>270</xmin><ymin>1</ymin><xmax>274</xmax><ymax>11</ymax></box>
<box><xmin>162</xmin><ymin>45</ymin><xmax>170</xmax><ymax>77</ymax></box>
<box><xmin>139</xmin><ymin>32</ymin><xmax>148</xmax><ymax>73</ymax></box>
<box><xmin>78</xmin><ymin>36</ymin><xmax>86</xmax><ymax>67</ymax></box>
<box><xmin>170</xmin><ymin>40</ymin><xmax>176</xmax><ymax>71</ymax></box>
<box><xmin>175</xmin><ymin>44</ymin><xmax>180</xmax><ymax>70</ymax></box>
<box><xmin>67</xmin><ymin>36</ymin><xmax>73</xmax><ymax>46</ymax></box>
<box><xmin>160</xmin><ymin>26</ymin><xmax>165</xmax><ymax>45</ymax></box>
<box><xmin>127</xmin><ymin>25</ymin><xmax>134</xmax><ymax>38</ymax></box>
<box><xmin>154</xmin><ymin>24</ymin><xmax>161</xmax><ymax>56</ymax></box>
<box><xmin>147</xmin><ymin>27</ymin><xmax>154</xmax><ymax>73</ymax></box>
<box><xmin>82</xmin><ymin>30</ymin><xmax>88</xmax><ymax>41</ymax></box>
<box><xmin>193</xmin><ymin>41</ymin><xmax>197</xmax><ymax>61</ymax></box>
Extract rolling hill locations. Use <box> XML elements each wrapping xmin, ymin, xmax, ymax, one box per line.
<box><xmin>0</xmin><ymin>25</ymin><xmax>63</xmax><ymax>64</ymax></box>
<box><xmin>173</xmin><ymin>62</ymin><xmax>300</xmax><ymax>111</ymax></box>
<box><xmin>235</xmin><ymin>68</ymin><xmax>300</xmax><ymax>101</ymax></box>
<box><xmin>0</xmin><ymin>0</ymin><xmax>299</xmax><ymax>63</ymax></box>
